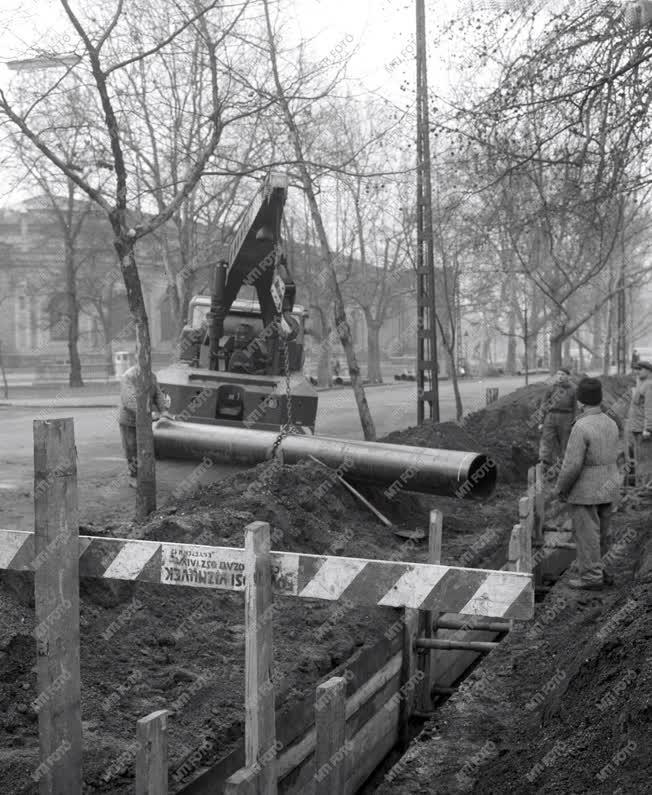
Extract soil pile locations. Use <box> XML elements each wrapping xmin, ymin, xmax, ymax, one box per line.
<box><xmin>378</xmin><ymin>510</ymin><xmax>652</xmax><ymax>794</ymax></box>
<box><xmin>0</xmin><ymin>457</ymin><xmax>520</xmax><ymax>794</ymax></box>
<box><xmin>382</xmin><ymin>375</ymin><xmax>634</xmax><ymax>484</ymax></box>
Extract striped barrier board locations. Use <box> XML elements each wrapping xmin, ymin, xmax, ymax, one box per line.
<box><xmin>0</xmin><ymin>530</ymin><xmax>534</xmax><ymax>619</ymax></box>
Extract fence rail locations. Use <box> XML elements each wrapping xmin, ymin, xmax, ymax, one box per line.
<box><xmin>1</xmin><ymin>418</ymin><xmax>540</xmax><ymax>795</ymax></box>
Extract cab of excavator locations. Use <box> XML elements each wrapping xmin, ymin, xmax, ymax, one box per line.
<box><xmin>179</xmin><ymin>292</ymin><xmax>307</xmax><ymax>374</ymax></box>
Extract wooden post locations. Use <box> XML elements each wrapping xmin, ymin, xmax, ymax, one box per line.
<box><xmin>244</xmin><ymin>521</ymin><xmax>277</xmax><ymax>795</ymax></box>
<box><xmin>486</xmin><ymin>387</ymin><xmax>499</xmax><ymax>404</ymax></box>
<box><xmin>416</xmin><ymin>510</ymin><xmax>442</xmax><ymax>712</ymax></box>
<box><xmin>33</xmin><ymin>419</ymin><xmax>82</xmax><ymax>795</ymax></box>
<box><xmin>136</xmin><ymin>710</ymin><xmax>168</xmax><ymax>795</ymax></box>
<box><xmin>518</xmin><ymin>496</ymin><xmax>533</xmax><ymax>573</ymax></box>
<box><xmin>506</xmin><ymin>523</ymin><xmax>521</xmax><ymax>572</ymax></box>
<box><xmin>535</xmin><ymin>462</ymin><xmax>545</xmax><ymax>542</ymax></box>
<box><xmin>314</xmin><ymin>677</ymin><xmax>347</xmax><ymax>795</ymax></box>
<box><xmin>399</xmin><ymin>607</ymin><xmax>418</xmax><ymax>750</ymax></box>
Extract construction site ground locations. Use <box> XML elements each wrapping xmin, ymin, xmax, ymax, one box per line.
<box><xmin>0</xmin><ymin>374</ymin><xmax>648</xmax><ymax>793</ymax></box>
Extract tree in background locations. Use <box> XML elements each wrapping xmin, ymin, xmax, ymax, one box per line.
<box><xmin>0</xmin><ymin>0</ymin><xmax>249</xmax><ymax>517</ymax></box>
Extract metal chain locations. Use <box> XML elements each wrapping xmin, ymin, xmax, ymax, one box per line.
<box><xmin>269</xmin><ymin>323</ymin><xmax>296</xmax><ymax>461</ymax></box>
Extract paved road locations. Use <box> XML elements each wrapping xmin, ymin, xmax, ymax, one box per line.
<box><xmin>0</xmin><ymin>374</ymin><xmax>544</xmax><ymax>531</ymax></box>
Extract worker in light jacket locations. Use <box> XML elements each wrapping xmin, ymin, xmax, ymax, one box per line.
<box><xmin>554</xmin><ymin>377</ymin><xmax>619</xmax><ymax>590</ymax></box>
<box><xmin>628</xmin><ymin>360</ymin><xmax>652</xmax><ymax>486</ymax></box>
<box><xmin>119</xmin><ymin>364</ymin><xmax>168</xmax><ymax>487</ymax></box>
<box><xmin>538</xmin><ymin>367</ymin><xmax>576</xmax><ymax>473</ymax></box>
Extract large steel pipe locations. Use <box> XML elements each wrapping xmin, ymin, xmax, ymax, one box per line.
<box><xmin>154</xmin><ymin>419</ymin><xmax>496</xmax><ymax>499</ymax></box>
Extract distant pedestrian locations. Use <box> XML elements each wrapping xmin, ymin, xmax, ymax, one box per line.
<box><xmin>554</xmin><ymin>377</ymin><xmax>619</xmax><ymax>590</ymax></box>
<box><xmin>628</xmin><ymin>360</ymin><xmax>652</xmax><ymax>486</ymax></box>
<box><xmin>333</xmin><ymin>359</ymin><xmax>341</xmax><ymax>378</ymax></box>
<box><xmin>118</xmin><ymin>364</ymin><xmax>167</xmax><ymax>487</ymax></box>
<box><xmin>538</xmin><ymin>368</ymin><xmax>576</xmax><ymax>474</ymax></box>
<box><xmin>631</xmin><ymin>348</ymin><xmax>640</xmax><ymax>367</ymax></box>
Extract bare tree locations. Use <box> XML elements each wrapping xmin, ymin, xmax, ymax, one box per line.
<box><xmin>0</xmin><ymin>0</ymin><xmax>246</xmax><ymax>517</ymax></box>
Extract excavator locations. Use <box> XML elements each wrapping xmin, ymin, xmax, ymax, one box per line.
<box><xmin>153</xmin><ymin>172</ymin><xmax>496</xmax><ymax>500</ymax></box>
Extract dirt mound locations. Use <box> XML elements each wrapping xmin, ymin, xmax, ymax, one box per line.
<box><xmin>382</xmin><ymin>375</ymin><xmax>634</xmax><ymax>484</ymax></box>
<box><xmin>0</xmin><ymin>455</ymin><xmax>520</xmax><ymax>794</ymax></box>
<box><xmin>378</xmin><ymin>511</ymin><xmax>652</xmax><ymax>794</ymax></box>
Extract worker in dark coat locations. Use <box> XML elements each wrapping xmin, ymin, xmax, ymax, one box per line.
<box><xmin>538</xmin><ymin>367</ymin><xmax>576</xmax><ymax>471</ymax></box>
<box><xmin>628</xmin><ymin>360</ymin><xmax>652</xmax><ymax>486</ymax></box>
<box><xmin>227</xmin><ymin>323</ymin><xmax>269</xmax><ymax>375</ymax></box>
<box><xmin>554</xmin><ymin>377</ymin><xmax>620</xmax><ymax>590</ymax></box>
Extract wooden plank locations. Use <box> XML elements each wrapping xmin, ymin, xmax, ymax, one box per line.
<box><xmin>314</xmin><ymin>678</ymin><xmax>346</xmax><ymax>795</ymax></box>
<box><xmin>518</xmin><ymin>496</ymin><xmax>533</xmax><ymax>573</ymax></box>
<box><xmin>279</xmin><ymin>672</ymin><xmax>402</xmax><ymax>795</ymax></box>
<box><xmin>399</xmin><ymin>608</ymin><xmax>418</xmax><ymax>749</ymax></box>
<box><xmin>183</xmin><ymin>634</ymin><xmax>402</xmax><ymax>795</ymax></box>
<box><xmin>277</xmin><ymin>653</ymin><xmax>402</xmax><ymax>781</ymax></box>
<box><xmin>32</xmin><ymin>418</ymin><xmax>82</xmax><ymax>795</ymax></box>
<box><xmin>345</xmin><ymin>699</ymin><xmax>400</xmax><ymax>794</ymax></box>
<box><xmin>136</xmin><ymin>710</ymin><xmax>169</xmax><ymax>795</ymax></box>
<box><xmin>244</xmin><ymin>522</ymin><xmax>277</xmax><ymax>795</ymax></box>
<box><xmin>225</xmin><ymin>768</ymin><xmax>258</xmax><ymax>795</ymax></box>
<box><xmin>534</xmin><ymin>463</ymin><xmax>545</xmax><ymax>544</ymax></box>
<box><xmin>0</xmin><ymin>531</ymin><xmax>534</xmax><ymax>619</ymax></box>
<box><xmin>429</xmin><ymin>625</ymin><xmax>501</xmax><ymax>690</ymax></box>
<box><xmin>417</xmin><ymin>510</ymin><xmax>442</xmax><ymax>712</ymax></box>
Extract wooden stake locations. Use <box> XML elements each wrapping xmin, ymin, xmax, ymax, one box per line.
<box><xmin>416</xmin><ymin>510</ymin><xmax>442</xmax><ymax>712</ymax></box>
<box><xmin>136</xmin><ymin>710</ymin><xmax>168</xmax><ymax>795</ymax></box>
<box><xmin>535</xmin><ymin>462</ymin><xmax>545</xmax><ymax>542</ymax></box>
<box><xmin>518</xmin><ymin>496</ymin><xmax>533</xmax><ymax>573</ymax></box>
<box><xmin>33</xmin><ymin>418</ymin><xmax>82</xmax><ymax>795</ymax></box>
<box><xmin>399</xmin><ymin>608</ymin><xmax>418</xmax><ymax>751</ymax></box>
<box><xmin>244</xmin><ymin>522</ymin><xmax>277</xmax><ymax>795</ymax></box>
<box><xmin>308</xmin><ymin>455</ymin><xmax>392</xmax><ymax>527</ymax></box>
<box><xmin>314</xmin><ymin>677</ymin><xmax>347</xmax><ymax>795</ymax></box>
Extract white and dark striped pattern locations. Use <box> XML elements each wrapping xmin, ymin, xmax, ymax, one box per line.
<box><xmin>0</xmin><ymin>530</ymin><xmax>533</xmax><ymax>619</ymax></box>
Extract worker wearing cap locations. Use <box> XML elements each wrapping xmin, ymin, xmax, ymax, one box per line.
<box><xmin>119</xmin><ymin>364</ymin><xmax>168</xmax><ymax>487</ymax></box>
<box><xmin>538</xmin><ymin>367</ymin><xmax>576</xmax><ymax>472</ymax></box>
<box><xmin>554</xmin><ymin>377</ymin><xmax>619</xmax><ymax>590</ymax></box>
<box><xmin>628</xmin><ymin>360</ymin><xmax>652</xmax><ymax>486</ymax></box>
<box><xmin>227</xmin><ymin>323</ymin><xmax>269</xmax><ymax>375</ymax></box>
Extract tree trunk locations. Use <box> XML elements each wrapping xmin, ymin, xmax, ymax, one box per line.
<box><xmin>262</xmin><ymin>0</ymin><xmax>375</xmax><ymax>440</ymax></box>
<box><xmin>366</xmin><ymin>320</ymin><xmax>382</xmax><ymax>384</ymax></box>
<box><xmin>0</xmin><ymin>341</ymin><xmax>8</xmax><ymax>399</ymax></box>
<box><xmin>317</xmin><ymin>339</ymin><xmax>331</xmax><ymax>388</ymax></box>
<box><xmin>591</xmin><ymin>311</ymin><xmax>603</xmax><ymax>370</ymax></box>
<box><xmin>506</xmin><ymin>309</ymin><xmax>517</xmax><ymax>375</ymax></box>
<box><xmin>563</xmin><ymin>338</ymin><xmax>572</xmax><ymax>371</ymax></box>
<box><xmin>115</xmin><ymin>236</ymin><xmax>156</xmax><ymax>519</ymax></box>
<box><xmin>603</xmin><ymin>298</ymin><xmax>614</xmax><ymax>376</ymax></box>
<box><xmin>100</xmin><ymin>313</ymin><xmax>115</xmax><ymax>377</ymax></box>
<box><xmin>448</xmin><ymin>348</ymin><xmax>463</xmax><ymax>420</ymax></box>
<box><xmin>65</xmin><ymin>240</ymin><xmax>84</xmax><ymax>388</ymax></box>
<box><xmin>549</xmin><ymin>333</ymin><xmax>564</xmax><ymax>372</ymax></box>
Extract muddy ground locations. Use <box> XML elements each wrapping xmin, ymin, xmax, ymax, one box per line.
<box><xmin>0</xmin><ymin>373</ymin><xmax>643</xmax><ymax>793</ymax></box>
<box><xmin>0</xmin><ymin>456</ymin><xmax>522</xmax><ymax>794</ymax></box>
<box><xmin>378</xmin><ymin>507</ymin><xmax>652</xmax><ymax>794</ymax></box>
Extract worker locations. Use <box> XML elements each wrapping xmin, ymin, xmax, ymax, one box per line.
<box><xmin>628</xmin><ymin>360</ymin><xmax>652</xmax><ymax>486</ymax></box>
<box><xmin>538</xmin><ymin>367</ymin><xmax>576</xmax><ymax>473</ymax></box>
<box><xmin>118</xmin><ymin>364</ymin><xmax>168</xmax><ymax>487</ymax></box>
<box><xmin>554</xmin><ymin>377</ymin><xmax>619</xmax><ymax>590</ymax></box>
<box><xmin>227</xmin><ymin>323</ymin><xmax>269</xmax><ymax>374</ymax></box>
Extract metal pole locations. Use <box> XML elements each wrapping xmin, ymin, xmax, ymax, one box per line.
<box><xmin>415</xmin><ymin>0</ymin><xmax>440</xmax><ymax>423</ymax></box>
<box><xmin>524</xmin><ymin>303</ymin><xmax>529</xmax><ymax>386</ymax></box>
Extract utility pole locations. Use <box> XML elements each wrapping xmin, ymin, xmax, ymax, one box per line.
<box><xmin>415</xmin><ymin>0</ymin><xmax>440</xmax><ymax>423</ymax></box>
